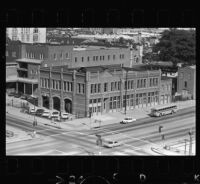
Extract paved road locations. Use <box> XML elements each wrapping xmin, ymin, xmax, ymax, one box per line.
<box><xmin>6</xmin><ymin>107</ymin><xmax>195</xmax><ymax>155</ymax></box>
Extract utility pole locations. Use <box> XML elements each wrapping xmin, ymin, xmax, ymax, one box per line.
<box><xmin>125</xmin><ymin>68</ymin><xmax>128</xmax><ymax>115</ymax></box>
<box><xmin>188</xmin><ymin>131</ymin><xmax>193</xmax><ymax>155</ymax></box>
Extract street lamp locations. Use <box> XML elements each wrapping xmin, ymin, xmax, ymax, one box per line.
<box><xmin>188</xmin><ymin>130</ymin><xmax>193</xmax><ymax>155</ymax></box>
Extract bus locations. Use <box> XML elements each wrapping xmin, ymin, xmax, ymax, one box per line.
<box><xmin>150</xmin><ymin>104</ymin><xmax>178</xmax><ymax>117</ymax></box>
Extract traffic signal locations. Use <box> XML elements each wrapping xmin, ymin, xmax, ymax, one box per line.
<box><xmin>33</xmin><ymin>120</ymin><xmax>37</xmax><ymax>127</ymax></box>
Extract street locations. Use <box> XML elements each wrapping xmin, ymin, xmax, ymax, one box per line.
<box><xmin>6</xmin><ymin>107</ymin><xmax>195</xmax><ymax>155</ymax></box>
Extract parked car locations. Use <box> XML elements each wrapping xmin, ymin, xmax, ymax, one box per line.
<box><xmin>51</xmin><ymin>111</ymin><xmax>60</xmax><ymax>119</ymax></box>
<box><xmin>35</xmin><ymin>109</ymin><xmax>45</xmax><ymax>116</ymax></box>
<box><xmin>20</xmin><ymin>94</ymin><xmax>29</xmax><ymax>100</ymax></box>
<box><xmin>14</xmin><ymin>93</ymin><xmax>21</xmax><ymax>98</ymax></box>
<box><xmin>102</xmin><ymin>140</ymin><xmax>121</xmax><ymax>148</ymax></box>
<box><xmin>8</xmin><ymin>92</ymin><xmax>16</xmax><ymax>97</ymax></box>
<box><xmin>61</xmin><ymin>112</ymin><xmax>69</xmax><ymax>119</ymax></box>
<box><xmin>120</xmin><ymin>117</ymin><xmax>136</xmax><ymax>124</ymax></box>
<box><xmin>42</xmin><ymin>111</ymin><xmax>51</xmax><ymax>118</ymax></box>
<box><xmin>29</xmin><ymin>108</ymin><xmax>37</xmax><ymax>114</ymax></box>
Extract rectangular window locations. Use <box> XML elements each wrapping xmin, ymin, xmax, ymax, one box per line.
<box><xmin>100</xmin><ymin>56</ymin><xmax>102</xmax><ymax>60</ymax></box>
<box><xmin>144</xmin><ymin>79</ymin><xmax>146</xmax><ymax>88</ymax></box>
<box><xmin>52</xmin><ymin>80</ymin><xmax>55</xmax><ymax>89</ymax></box>
<box><xmin>137</xmin><ymin>80</ymin><xmax>140</xmax><ymax>88</ymax></box>
<box><xmin>66</xmin><ymin>53</ymin><xmax>69</xmax><ymax>58</ymax></box>
<box><xmin>93</xmin><ymin>56</ymin><xmax>95</xmax><ymax>61</ymax></box>
<box><xmin>96</xmin><ymin>56</ymin><xmax>98</xmax><ymax>61</ymax></box>
<box><xmin>82</xmin><ymin>57</ymin><xmax>84</xmax><ymax>62</ymax></box>
<box><xmin>60</xmin><ymin>53</ymin><xmax>63</xmax><ymax>59</ymax></box>
<box><xmin>87</xmin><ymin>56</ymin><xmax>90</xmax><ymax>61</ymax></box>
<box><xmin>82</xmin><ymin>84</ymin><xmax>85</xmax><ymax>94</ymax></box>
<box><xmin>131</xmin><ymin>80</ymin><xmax>134</xmax><ymax>89</ymax></box>
<box><xmin>54</xmin><ymin>53</ymin><xmax>57</xmax><ymax>60</ymax></box>
<box><xmin>184</xmin><ymin>81</ymin><xmax>187</xmax><ymax>88</ymax></box>
<box><xmin>102</xmin><ymin>56</ymin><xmax>104</xmax><ymax>60</ymax></box>
<box><xmin>94</xmin><ymin>84</ymin><xmax>97</xmax><ymax>93</ymax></box>
<box><xmin>118</xmin><ymin>81</ymin><xmax>121</xmax><ymax>90</ymax></box>
<box><xmin>64</xmin><ymin>81</ymin><xmax>66</xmax><ymax>91</ymax></box>
<box><xmin>111</xmin><ymin>82</ymin><xmax>113</xmax><ymax>91</ymax></box>
<box><xmin>75</xmin><ymin>57</ymin><xmax>77</xmax><ymax>62</ymax></box>
<box><xmin>104</xmin><ymin>83</ymin><xmax>108</xmax><ymax>92</ymax></box>
<box><xmin>108</xmin><ymin>55</ymin><xmax>110</xmax><ymax>60</ymax></box>
<box><xmin>91</xmin><ymin>84</ymin><xmax>93</xmax><ymax>94</ymax></box>
<box><xmin>98</xmin><ymin>84</ymin><xmax>101</xmax><ymax>93</ymax></box>
<box><xmin>113</xmin><ymin>55</ymin><xmax>115</xmax><ymax>60</ymax></box>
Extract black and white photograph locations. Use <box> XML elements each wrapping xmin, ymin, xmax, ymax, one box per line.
<box><xmin>6</xmin><ymin>27</ymin><xmax>196</xmax><ymax>156</ymax></box>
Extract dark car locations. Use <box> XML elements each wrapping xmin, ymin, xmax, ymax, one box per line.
<box><xmin>14</xmin><ymin>93</ymin><xmax>21</xmax><ymax>98</ymax></box>
<box><xmin>20</xmin><ymin>94</ymin><xmax>29</xmax><ymax>100</ymax></box>
<box><xmin>35</xmin><ymin>109</ymin><xmax>45</xmax><ymax>116</ymax></box>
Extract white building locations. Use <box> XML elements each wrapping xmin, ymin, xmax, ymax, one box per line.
<box><xmin>6</xmin><ymin>28</ymin><xmax>46</xmax><ymax>43</ymax></box>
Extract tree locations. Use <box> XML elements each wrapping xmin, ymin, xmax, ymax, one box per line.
<box><xmin>153</xmin><ymin>28</ymin><xmax>196</xmax><ymax>65</ymax></box>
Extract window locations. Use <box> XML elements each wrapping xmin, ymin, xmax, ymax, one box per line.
<box><xmin>66</xmin><ymin>53</ymin><xmax>69</xmax><ymax>58</ymax></box>
<box><xmin>94</xmin><ymin>84</ymin><xmax>97</xmax><ymax>93</ymax></box>
<box><xmin>96</xmin><ymin>56</ymin><xmax>98</xmax><ymax>61</ymax></box>
<box><xmin>104</xmin><ymin>83</ymin><xmax>108</xmax><ymax>92</ymax></box>
<box><xmin>75</xmin><ymin>57</ymin><xmax>77</xmax><ymax>62</ymax></box>
<box><xmin>82</xmin><ymin>57</ymin><xmax>84</xmax><ymax>62</ymax></box>
<box><xmin>108</xmin><ymin>55</ymin><xmax>110</xmax><ymax>60</ymax></box>
<box><xmin>97</xmin><ymin>84</ymin><xmax>101</xmax><ymax>93</ymax></box>
<box><xmin>102</xmin><ymin>56</ymin><xmax>104</xmax><ymax>60</ymax></box>
<box><xmin>87</xmin><ymin>56</ymin><xmax>90</xmax><ymax>61</ymax></box>
<box><xmin>91</xmin><ymin>84</ymin><xmax>94</xmax><ymax>94</ymax></box>
<box><xmin>137</xmin><ymin>80</ymin><xmax>140</xmax><ymax>88</ymax></box>
<box><xmin>131</xmin><ymin>80</ymin><xmax>134</xmax><ymax>89</ymax></box>
<box><xmin>60</xmin><ymin>53</ymin><xmax>63</xmax><ymax>59</ymax></box>
<box><xmin>100</xmin><ymin>56</ymin><xmax>102</xmax><ymax>60</ymax></box>
<box><xmin>93</xmin><ymin>56</ymin><xmax>95</xmax><ymax>61</ymax></box>
<box><xmin>113</xmin><ymin>55</ymin><xmax>115</xmax><ymax>60</ymax></box>
<box><xmin>144</xmin><ymin>79</ymin><xmax>146</xmax><ymax>88</ymax></box>
<box><xmin>54</xmin><ymin>53</ymin><xmax>57</xmax><ymax>60</ymax></box>
<box><xmin>118</xmin><ymin>81</ymin><xmax>121</xmax><ymax>90</ymax></box>
<box><xmin>184</xmin><ymin>81</ymin><xmax>187</xmax><ymax>88</ymax></box>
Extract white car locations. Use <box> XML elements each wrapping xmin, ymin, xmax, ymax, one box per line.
<box><xmin>103</xmin><ymin>140</ymin><xmax>121</xmax><ymax>148</ymax></box>
<box><xmin>51</xmin><ymin>111</ymin><xmax>60</xmax><ymax>118</ymax></box>
<box><xmin>120</xmin><ymin>117</ymin><xmax>136</xmax><ymax>124</ymax></box>
<box><xmin>42</xmin><ymin>111</ymin><xmax>51</xmax><ymax>118</ymax></box>
<box><xmin>29</xmin><ymin>108</ymin><xmax>37</xmax><ymax>114</ymax></box>
<box><xmin>61</xmin><ymin>112</ymin><xmax>69</xmax><ymax>119</ymax></box>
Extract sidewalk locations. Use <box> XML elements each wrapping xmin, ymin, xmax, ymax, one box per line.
<box><xmin>6</xmin><ymin>100</ymin><xmax>196</xmax><ymax>131</ymax></box>
<box><xmin>6</xmin><ymin>125</ymin><xmax>40</xmax><ymax>143</ymax></box>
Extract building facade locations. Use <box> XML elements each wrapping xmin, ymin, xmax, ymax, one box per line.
<box><xmin>7</xmin><ymin>28</ymin><xmax>46</xmax><ymax>43</ymax></box>
<box><xmin>177</xmin><ymin>65</ymin><xmax>196</xmax><ymax>100</ymax></box>
<box><xmin>38</xmin><ymin>65</ymin><xmax>171</xmax><ymax>117</ymax></box>
<box><xmin>71</xmin><ymin>46</ymin><xmax>131</xmax><ymax>68</ymax></box>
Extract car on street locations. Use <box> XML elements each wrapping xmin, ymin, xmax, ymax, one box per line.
<box><xmin>29</xmin><ymin>108</ymin><xmax>37</xmax><ymax>114</ymax></box>
<box><xmin>8</xmin><ymin>92</ymin><xmax>16</xmax><ymax>97</ymax></box>
<box><xmin>61</xmin><ymin>112</ymin><xmax>69</xmax><ymax>119</ymax></box>
<box><xmin>42</xmin><ymin>111</ymin><xmax>51</xmax><ymax>118</ymax></box>
<box><xmin>20</xmin><ymin>94</ymin><xmax>29</xmax><ymax>100</ymax></box>
<box><xmin>14</xmin><ymin>93</ymin><xmax>21</xmax><ymax>98</ymax></box>
<box><xmin>35</xmin><ymin>109</ymin><xmax>45</xmax><ymax>116</ymax></box>
<box><xmin>102</xmin><ymin>140</ymin><xmax>121</xmax><ymax>148</ymax></box>
<box><xmin>120</xmin><ymin>117</ymin><xmax>136</xmax><ymax>124</ymax></box>
<box><xmin>51</xmin><ymin>111</ymin><xmax>60</xmax><ymax>119</ymax></box>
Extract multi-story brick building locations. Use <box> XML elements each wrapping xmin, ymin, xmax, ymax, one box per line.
<box><xmin>71</xmin><ymin>46</ymin><xmax>131</xmax><ymax>68</ymax></box>
<box><xmin>160</xmin><ymin>76</ymin><xmax>172</xmax><ymax>104</ymax></box>
<box><xmin>38</xmin><ymin>65</ymin><xmax>171</xmax><ymax>117</ymax></box>
<box><xmin>177</xmin><ymin>65</ymin><xmax>196</xmax><ymax>100</ymax></box>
